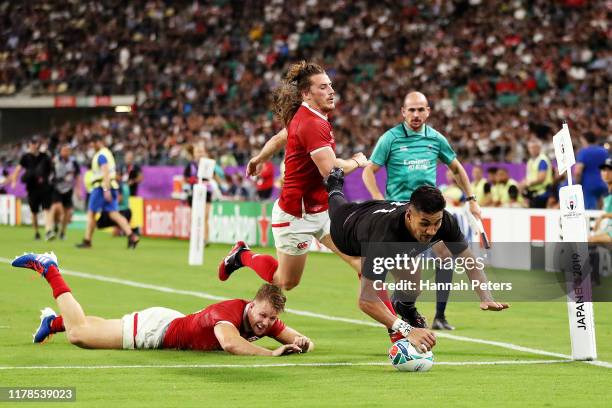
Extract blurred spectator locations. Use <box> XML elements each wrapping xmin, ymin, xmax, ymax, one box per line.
<box><xmin>440</xmin><ymin>169</ymin><xmax>464</xmax><ymax>206</ymax></box>
<box><xmin>520</xmin><ymin>138</ymin><xmax>553</xmax><ymax>208</ymax></box>
<box><xmin>50</xmin><ymin>144</ymin><xmax>80</xmax><ymax>240</ymax></box>
<box><xmin>507</xmin><ymin>185</ymin><xmax>527</xmax><ymax>208</ymax></box>
<box><xmin>227</xmin><ymin>173</ymin><xmax>251</xmax><ymax>202</ymax></box>
<box><xmin>0</xmin><ymin>167</ymin><xmax>9</xmax><ymax>194</ymax></box>
<box><xmin>493</xmin><ymin>167</ymin><xmax>523</xmax><ymax>207</ymax></box>
<box><xmin>574</xmin><ymin>132</ymin><xmax>608</xmax><ymax>209</ymax></box>
<box><xmin>119</xmin><ymin>151</ymin><xmax>143</xmax><ymax>196</ymax></box>
<box><xmin>254</xmin><ymin>156</ymin><xmax>275</xmax><ymax>201</ymax></box>
<box><xmin>471</xmin><ymin>165</ymin><xmax>492</xmax><ymax>207</ymax></box>
<box><xmin>589</xmin><ymin>158</ymin><xmax>612</xmax><ymax>244</ymax></box>
<box><xmin>0</xmin><ymin>1</ymin><xmax>608</xmax><ymax>168</ymax></box>
<box><xmin>10</xmin><ymin>137</ymin><xmax>54</xmax><ymax>240</ymax></box>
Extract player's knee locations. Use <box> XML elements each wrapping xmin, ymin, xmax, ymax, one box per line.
<box><xmin>66</xmin><ymin>327</ymin><xmax>89</xmax><ymax>348</ymax></box>
<box><xmin>278</xmin><ymin>278</ymin><xmax>300</xmax><ymax>291</ymax></box>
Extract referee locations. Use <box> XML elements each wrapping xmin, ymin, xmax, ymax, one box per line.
<box><xmin>362</xmin><ymin>91</ymin><xmax>482</xmax><ymax>330</ymax></box>
<box><xmin>327</xmin><ymin>168</ymin><xmax>508</xmax><ymax>349</ymax></box>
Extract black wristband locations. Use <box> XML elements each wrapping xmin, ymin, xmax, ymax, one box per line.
<box><xmin>466</xmin><ymin>195</ymin><xmax>477</xmax><ymax>202</ymax></box>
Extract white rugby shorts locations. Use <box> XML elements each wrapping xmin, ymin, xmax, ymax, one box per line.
<box><xmin>271</xmin><ymin>200</ymin><xmax>330</xmax><ymax>256</ymax></box>
<box><xmin>121</xmin><ymin>307</ymin><xmax>185</xmax><ymax>350</ymax></box>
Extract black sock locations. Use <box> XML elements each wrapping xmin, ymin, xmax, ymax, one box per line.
<box><xmin>435</xmin><ymin>267</ymin><xmax>453</xmax><ymax>318</ymax></box>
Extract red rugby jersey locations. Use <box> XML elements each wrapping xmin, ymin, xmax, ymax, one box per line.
<box><xmin>278</xmin><ymin>102</ymin><xmax>336</xmax><ymax>217</ymax></box>
<box><xmin>162</xmin><ymin>299</ymin><xmax>286</xmax><ymax>351</ymax></box>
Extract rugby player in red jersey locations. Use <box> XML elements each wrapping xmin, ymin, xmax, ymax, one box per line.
<box><xmin>12</xmin><ymin>252</ymin><xmax>313</xmax><ymax>356</ymax></box>
<box><xmin>216</xmin><ymin>62</ymin><xmax>359</xmax><ymax>279</ymax></box>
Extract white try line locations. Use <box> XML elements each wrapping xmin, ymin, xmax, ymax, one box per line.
<box><xmin>1</xmin><ymin>257</ymin><xmax>610</xmax><ymax>369</ymax></box>
<box><xmin>0</xmin><ymin>359</ymin><xmax>573</xmax><ymax>370</ymax></box>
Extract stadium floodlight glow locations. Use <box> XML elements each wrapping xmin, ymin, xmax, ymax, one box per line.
<box><xmin>114</xmin><ymin>105</ymin><xmax>132</xmax><ymax>113</ymax></box>
<box><xmin>553</xmin><ymin>123</ymin><xmax>597</xmax><ymax>361</ymax></box>
<box><xmin>188</xmin><ymin>158</ymin><xmax>216</xmax><ymax>266</ymax></box>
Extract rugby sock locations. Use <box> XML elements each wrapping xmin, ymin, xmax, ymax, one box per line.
<box><xmin>44</xmin><ymin>265</ymin><xmax>71</xmax><ymax>299</ymax></box>
<box><xmin>377</xmin><ymin>290</ymin><xmax>396</xmax><ymax>314</ymax></box>
<box><xmin>239</xmin><ymin>251</ymin><xmax>278</xmax><ymax>283</ymax></box>
<box><xmin>50</xmin><ymin>315</ymin><xmax>65</xmax><ymax>333</ymax></box>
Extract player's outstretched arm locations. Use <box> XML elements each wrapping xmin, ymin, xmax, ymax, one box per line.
<box><xmin>358</xmin><ymin>278</ymin><xmax>435</xmax><ymax>352</ymax></box>
<box><xmin>246</xmin><ymin>128</ymin><xmax>288</xmax><ymax>177</ymax></box>
<box><xmin>311</xmin><ymin>147</ymin><xmax>367</xmax><ymax>177</ymax></box>
<box><xmin>274</xmin><ymin>326</ymin><xmax>314</xmax><ymax>353</ymax></box>
<box><xmin>448</xmin><ymin>159</ymin><xmax>482</xmax><ymax>221</ymax></box>
<box><xmin>457</xmin><ymin>247</ymin><xmax>510</xmax><ymax>311</ymax></box>
<box><xmin>214</xmin><ymin>322</ymin><xmax>302</xmax><ymax>356</ymax></box>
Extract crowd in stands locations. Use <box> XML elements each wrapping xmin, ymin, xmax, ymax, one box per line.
<box><xmin>0</xmin><ymin>0</ymin><xmax>609</xmax><ymax>206</ymax></box>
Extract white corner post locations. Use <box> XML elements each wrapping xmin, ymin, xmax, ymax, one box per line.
<box><xmin>188</xmin><ymin>158</ymin><xmax>216</xmax><ymax>266</ymax></box>
<box><xmin>553</xmin><ymin>123</ymin><xmax>597</xmax><ymax>360</ymax></box>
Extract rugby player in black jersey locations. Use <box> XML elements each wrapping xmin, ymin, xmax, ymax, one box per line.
<box><xmin>325</xmin><ymin>168</ymin><xmax>509</xmax><ymax>351</ymax></box>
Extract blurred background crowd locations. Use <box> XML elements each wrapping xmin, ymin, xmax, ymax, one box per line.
<box><xmin>0</xmin><ymin>0</ymin><xmax>610</xmax><ymax>207</ymax></box>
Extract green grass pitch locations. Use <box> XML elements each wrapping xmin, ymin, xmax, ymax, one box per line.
<box><xmin>0</xmin><ymin>225</ymin><xmax>610</xmax><ymax>407</ymax></box>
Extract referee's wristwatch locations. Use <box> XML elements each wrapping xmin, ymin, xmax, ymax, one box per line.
<box><xmin>465</xmin><ymin>195</ymin><xmax>477</xmax><ymax>202</ymax></box>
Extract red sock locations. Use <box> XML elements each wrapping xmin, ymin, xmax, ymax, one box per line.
<box><xmin>50</xmin><ymin>315</ymin><xmax>65</xmax><ymax>333</ymax></box>
<box><xmin>44</xmin><ymin>265</ymin><xmax>71</xmax><ymax>299</ymax></box>
<box><xmin>239</xmin><ymin>251</ymin><xmax>278</xmax><ymax>283</ymax></box>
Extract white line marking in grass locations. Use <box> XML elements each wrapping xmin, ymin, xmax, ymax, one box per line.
<box><xmin>0</xmin><ymin>359</ymin><xmax>573</xmax><ymax>370</ymax></box>
<box><xmin>2</xmin><ymin>257</ymin><xmax>610</xmax><ymax>369</ymax></box>
<box><xmin>0</xmin><ymin>326</ymin><xmax>10</xmax><ymax>329</ymax></box>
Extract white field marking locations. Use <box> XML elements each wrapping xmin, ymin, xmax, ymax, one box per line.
<box><xmin>0</xmin><ymin>359</ymin><xmax>573</xmax><ymax>370</ymax></box>
<box><xmin>0</xmin><ymin>326</ymin><xmax>10</xmax><ymax>329</ymax></box>
<box><xmin>1</xmin><ymin>257</ymin><xmax>610</xmax><ymax>369</ymax></box>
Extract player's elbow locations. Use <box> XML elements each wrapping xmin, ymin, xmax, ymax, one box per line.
<box><xmin>277</xmin><ymin>277</ymin><xmax>300</xmax><ymax>291</ymax></box>
<box><xmin>220</xmin><ymin>340</ymin><xmax>240</xmax><ymax>355</ymax></box>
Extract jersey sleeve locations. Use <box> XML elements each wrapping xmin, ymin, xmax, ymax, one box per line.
<box><xmin>576</xmin><ymin>149</ymin><xmax>585</xmax><ymax>164</ymax></box>
<box><xmin>19</xmin><ymin>154</ymin><xmax>27</xmax><ymax>168</ymax></box>
<box><xmin>299</xmin><ymin>119</ymin><xmax>333</xmax><ymax>154</ymax></box>
<box><xmin>538</xmin><ymin>159</ymin><xmax>548</xmax><ymax>171</ymax></box>
<box><xmin>73</xmin><ymin>162</ymin><xmax>81</xmax><ymax>175</ymax></box>
<box><xmin>437</xmin><ymin>132</ymin><xmax>457</xmax><ymax>165</ymax></box>
<box><xmin>369</xmin><ymin>132</ymin><xmax>392</xmax><ymax>166</ymax></box>
<box><xmin>268</xmin><ymin>318</ymin><xmax>286</xmax><ymax>338</ymax></box>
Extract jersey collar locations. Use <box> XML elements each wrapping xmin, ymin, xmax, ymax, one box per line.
<box><xmin>402</xmin><ymin>122</ymin><xmax>426</xmax><ymax>137</ymax></box>
<box><xmin>301</xmin><ymin>102</ymin><xmax>328</xmax><ymax>120</ymax></box>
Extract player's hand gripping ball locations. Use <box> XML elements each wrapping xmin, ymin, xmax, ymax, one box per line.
<box><xmin>388</xmin><ymin>339</ymin><xmax>434</xmax><ymax>372</ymax></box>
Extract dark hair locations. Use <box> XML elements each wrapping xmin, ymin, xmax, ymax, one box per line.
<box><xmin>254</xmin><ymin>284</ymin><xmax>286</xmax><ymax>312</ymax></box>
<box><xmin>91</xmin><ymin>133</ymin><xmax>103</xmax><ymax>142</ymax></box>
<box><xmin>273</xmin><ymin>61</ymin><xmax>325</xmax><ymax>126</ymax></box>
<box><xmin>584</xmin><ymin>132</ymin><xmax>597</xmax><ymax>144</ymax></box>
<box><xmin>410</xmin><ymin>185</ymin><xmax>446</xmax><ymax>214</ymax></box>
<box><xmin>508</xmin><ymin>184</ymin><xmax>519</xmax><ymax>199</ymax></box>
<box><xmin>487</xmin><ymin>166</ymin><xmax>498</xmax><ymax>174</ymax></box>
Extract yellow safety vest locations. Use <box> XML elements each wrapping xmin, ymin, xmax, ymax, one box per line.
<box><xmin>497</xmin><ymin>178</ymin><xmax>522</xmax><ymax>205</ymax></box>
<box><xmin>91</xmin><ymin>147</ymin><xmax>119</xmax><ymax>189</ymax></box>
<box><xmin>526</xmin><ymin>153</ymin><xmax>553</xmax><ymax>196</ymax></box>
<box><xmin>83</xmin><ymin>169</ymin><xmax>95</xmax><ymax>193</ymax></box>
<box><xmin>471</xmin><ymin>178</ymin><xmax>488</xmax><ymax>205</ymax></box>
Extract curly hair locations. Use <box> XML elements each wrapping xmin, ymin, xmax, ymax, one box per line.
<box><xmin>273</xmin><ymin>61</ymin><xmax>325</xmax><ymax>127</ymax></box>
<box><xmin>254</xmin><ymin>283</ymin><xmax>287</xmax><ymax>313</ymax></box>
